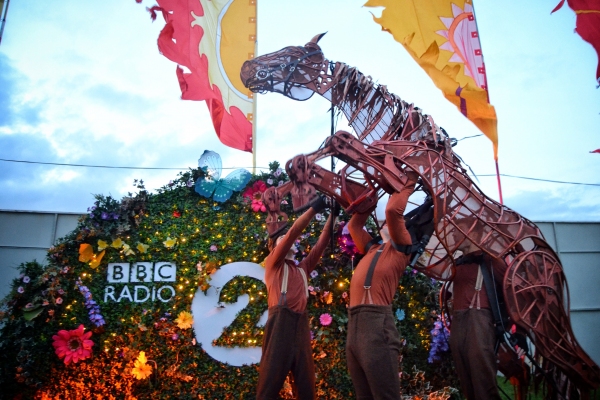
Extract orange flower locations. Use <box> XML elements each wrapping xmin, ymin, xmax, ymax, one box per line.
<box><xmin>132</xmin><ymin>351</ymin><xmax>153</xmax><ymax>380</ymax></box>
<box><xmin>52</xmin><ymin>324</ymin><xmax>94</xmax><ymax>365</ymax></box>
<box><xmin>175</xmin><ymin>311</ymin><xmax>194</xmax><ymax>330</ymax></box>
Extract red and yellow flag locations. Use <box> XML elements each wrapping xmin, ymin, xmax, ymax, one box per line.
<box><xmin>364</xmin><ymin>0</ymin><xmax>498</xmax><ymax>158</ymax></box>
<box><xmin>552</xmin><ymin>0</ymin><xmax>600</xmax><ymax>87</ymax></box>
<box><xmin>152</xmin><ymin>0</ymin><xmax>256</xmax><ymax>153</ymax></box>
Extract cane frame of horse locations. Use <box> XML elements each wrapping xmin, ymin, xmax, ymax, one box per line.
<box><xmin>241</xmin><ymin>34</ymin><xmax>600</xmax><ymax>397</ymax></box>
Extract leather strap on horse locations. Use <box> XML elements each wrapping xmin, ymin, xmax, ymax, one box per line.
<box><xmin>361</xmin><ymin>243</ymin><xmax>386</xmax><ymax>305</ymax></box>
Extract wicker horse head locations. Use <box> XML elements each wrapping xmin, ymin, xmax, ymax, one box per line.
<box><xmin>241</xmin><ymin>33</ymin><xmax>327</xmax><ymax>101</ymax></box>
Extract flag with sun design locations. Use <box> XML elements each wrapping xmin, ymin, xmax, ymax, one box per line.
<box><xmin>152</xmin><ymin>0</ymin><xmax>256</xmax><ymax>153</ymax></box>
<box><xmin>364</xmin><ymin>0</ymin><xmax>499</xmax><ymax>159</ymax></box>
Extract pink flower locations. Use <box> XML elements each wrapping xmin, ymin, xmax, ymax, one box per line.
<box><xmin>56</xmin><ymin>297</ymin><xmax>63</xmax><ymax>304</ymax></box>
<box><xmin>251</xmin><ymin>199</ymin><xmax>267</xmax><ymax>213</ymax></box>
<box><xmin>210</xmin><ymin>245</ymin><xmax>218</xmax><ymax>252</ymax></box>
<box><xmin>342</xmin><ymin>292</ymin><xmax>348</xmax><ymax>299</ymax></box>
<box><xmin>243</xmin><ymin>181</ymin><xmax>267</xmax><ymax>213</ymax></box>
<box><xmin>319</xmin><ymin>313</ymin><xmax>333</xmax><ymax>326</ymax></box>
<box><xmin>52</xmin><ymin>324</ymin><xmax>94</xmax><ymax>365</ymax></box>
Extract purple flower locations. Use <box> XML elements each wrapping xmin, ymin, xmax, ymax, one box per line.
<box><xmin>76</xmin><ymin>279</ymin><xmax>105</xmax><ymax>327</ymax></box>
<box><xmin>22</xmin><ymin>276</ymin><xmax>30</xmax><ymax>283</ymax></box>
<box><xmin>315</xmin><ymin>213</ymin><xmax>323</xmax><ymax>221</ymax></box>
<box><xmin>267</xmin><ymin>178</ymin><xmax>273</xmax><ymax>185</ymax></box>
<box><xmin>171</xmin><ymin>333</ymin><xmax>179</xmax><ymax>341</ymax></box>
<box><xmin>58</xmin><ymin>288</ymin><xmax>65</xmax><ymax>295</ymax></box>
<box><xmin>310</xmin><ymin>270</ymin><xmax>318</xmax><ymax>278</ymax></box>
<box><xmin>17</xmin><ymin>286</ymin><xmax>24</xmax><ymax>293</ymax></box>
<box><xmin>428</xmin><ymin>315</ymin><xmax>450</xmax><ymax>363</ymax></box>
<box><xmin>278</xmin><ymin>180</ymin><xmax>284</xmax><ymax>187</ymax></box>
<box><xmin>274</xmin><ymin>168</ymin><xmax>282</xmax><ymax>177</ymax></box>
<box><xmin>101</xmin><ymin>212</ymin><xmax>109</xmax><ymax>220</ymax></box>
<box><xmin>112</xmin><ymin>213</ymin><xmax>119</xmax><ymax>220</ymax></box>
<box><xmin>187</xmin><ymin>179</ymin><xmax>194</xmax><ymax>187</ymax></box>
<box><xmin>210</xmin><ymin>245</ymin><xmax>218</xmax><ymax>252</ymax></box>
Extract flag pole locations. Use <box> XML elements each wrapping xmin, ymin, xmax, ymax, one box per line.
<box><xmin>251</xmin><ymin>3</ymin><xmax>258</xmax><ymax>175</ymax></box>
<box><xmin>0</xmin><ymin>0</ymin><xmax>11</xmax><ymax>46</ymax></box>
<box><xmin>471</xmin><ymin>0</ymin><xmax>503</xmax><ymax>204</ymax></box>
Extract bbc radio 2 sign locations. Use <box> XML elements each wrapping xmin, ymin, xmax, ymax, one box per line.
<box><xmin>103</xmin><ymin>260</ymin><xmax>268</xmax><ymax>366</ymax></box>
<box><xmin>104</xmin><ymin>262</ymin><xmax>177</xmax><ymax>303</ymax></box>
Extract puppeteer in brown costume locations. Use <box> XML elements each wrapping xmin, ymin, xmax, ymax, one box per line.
<box><xmin>256</xmin><ymin>196</ymin><xmax>335</xmax><ymax>400</ymax></box>
<box><xmin>345</xmin><ymin>173</ymin><xmax>417</xmax><ymax>400</ymax></box>
<box><xmin>449</xmin><ymin>229</ymin><xmax>508</xmax><ymax>400</ymax></box>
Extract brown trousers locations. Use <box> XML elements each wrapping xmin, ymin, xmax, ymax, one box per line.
<box><xmin>256</xmin><ymin>306</ymin><xmax>315</xmax><ymax>400</ymax></box>
<box><xmin>346</xmin><ymin>305</ymin><xmax>402</xmax><ymax>400</ymax></box>
<box><xmin>450</xmin><ymin>308</ymin><xmax>501</xmax><ymax>400</ymax></box>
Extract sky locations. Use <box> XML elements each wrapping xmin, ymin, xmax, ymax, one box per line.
<box><xmin>0</xmin><ymin>0</ymin><xmax>599</xmax><ymax>222</ymax></box>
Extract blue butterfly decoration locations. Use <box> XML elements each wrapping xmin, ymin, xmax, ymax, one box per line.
<box><xmin>195</xmin><ymin>150</ymin><xmax>251</xmax><ymax>203</ymax></box>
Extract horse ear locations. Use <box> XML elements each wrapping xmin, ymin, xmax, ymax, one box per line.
<box><xmin>309</xmin><ymin>32</ymin><xmax>327</xmax><ymax>44</ymax></box>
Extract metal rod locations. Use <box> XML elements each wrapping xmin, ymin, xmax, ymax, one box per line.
<box><xmin>0</xmin><ymin>0</ymin><xmax>11</xmax><ymax>46</ymax></box>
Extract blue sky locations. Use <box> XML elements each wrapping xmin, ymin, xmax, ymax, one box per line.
<box><xmin>0</xmin><ymin>0</ymin><xmax>599</xmax><ymax>221</ymax></box>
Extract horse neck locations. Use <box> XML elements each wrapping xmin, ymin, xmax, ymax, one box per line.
<box><xmin>311</xmin><ymin>61</ymin><xmax>410</xmax><ymax>145</ymax></box>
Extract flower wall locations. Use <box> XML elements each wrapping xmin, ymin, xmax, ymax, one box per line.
<box><xmin>0</xmin><ymin>161</ymin><xmax>457</xmax><ymax>399</ymax></box>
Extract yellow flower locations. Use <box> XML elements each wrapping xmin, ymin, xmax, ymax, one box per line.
<box><xmin>111</xmin><ymin>238</ymin><xmax>123</xmax><ymax>249</ymax></box>
<box><xmin>163</xmin><ymin>237</ymin><xmax>177</xmax><ymax>248</ymax></box>
<box><xmin>122</xmin><ymin>243</ymin><xmax>135</xmax><ymax>256</ymax></box>
<box><xmin>89</xmin><ymin>250</ymin><xmax>106</xmax><ymax>269</ymax></box>
<box><xmin>78</xmin><ymin>243</ymin><xmax>93</xmax><ymax>262</ymax></box>
<box><xmin>175</xmin><ymin>311</ymin><xmax>194</xmax><ymax>330</ymax></box>
<box><xmin>97</xmin><ymin>240</ymin><xmax>108</xmax><ymax>251</ymax></box>
<box><xmin>132</xmin><ymin>351</ymin><xmax>153</xmax><ymax>380</ymax></box>
<box><xmin>137</xmin><ymin>243</ymin><xmax>149</xmax><ymax>253</ymax></box>
<box><xmin>80</xmin><ymin>244</ymin><xmax>105</xmax><ymax>268</ymax></box>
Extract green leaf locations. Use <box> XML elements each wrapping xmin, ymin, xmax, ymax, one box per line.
<box><xmin>23</xmin><ymin>306</ymin><xmax>43</xmax><ymax>321</ymax></box>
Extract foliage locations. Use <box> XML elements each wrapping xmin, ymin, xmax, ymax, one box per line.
<box><xmin>0</xmin><ymin>161</ymin><xmax>457</xmax><ymax>399</ymax></box>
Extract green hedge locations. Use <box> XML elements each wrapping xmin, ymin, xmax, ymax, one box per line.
<box><xmin>0</xmin><ymin>161</ymin><xmax>458</xmax><ymax>399</ymax></box>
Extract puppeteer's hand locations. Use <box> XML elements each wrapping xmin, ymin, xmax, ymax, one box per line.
<box><xmin>309</xmin><ymin>195</ymin><xmax>328</xmax><ymax>213</ymax></box>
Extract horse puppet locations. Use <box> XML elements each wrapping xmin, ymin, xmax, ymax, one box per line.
<box><xmin>241</xmin><ymin>34</ymin><xmax>600</xmax><ymax>398</ymax></box>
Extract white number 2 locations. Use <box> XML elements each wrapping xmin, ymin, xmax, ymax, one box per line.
<box><xmin>191</xmin><ymin>262</ymin><xmax>269</xmax><ymax>366</ymax></box>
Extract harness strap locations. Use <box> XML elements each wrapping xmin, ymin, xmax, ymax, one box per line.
<box><xmin>278</xmin><ymin>261</ymin><xmax>309</xmax><ymax>306</ymax></box>
<box><xmin>366</xmin><ymin>237</ymin><xmax>413</xmax><ymax>255</ymax></box>
<box><xmin>278</xmin><ymin>262</ymin><xmax>290</xmax><ymax>306</ymax></box>
<box><xmin>479</xmin><ymin>258</ymin><xmax>506</xmax><ymax>339</ymax></box>
<box><xmin>361</xmin><ymin>244</ymin><xmax>386</xmax><ymax>305</ymax></box>
<box><xmin>389</xmin><ymin>240</ymin><xmax>414</xmax><ymax>255</ymax></box>
<box><xmin>469</xmin><ymin>266</ymin><xmax>484</xmax><ymax>310</ymax></box>
<box><xmin>298</xmin><ymin>268</ymin><xmax>309</xmax><ymax>299</ymax></box>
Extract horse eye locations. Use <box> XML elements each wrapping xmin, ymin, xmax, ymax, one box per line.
<box><xmin>256</xmin><ymin>70</ymin><xmax>269</xmax><ymax>80</ymax></box>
